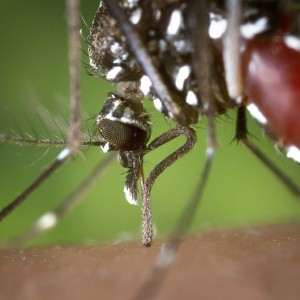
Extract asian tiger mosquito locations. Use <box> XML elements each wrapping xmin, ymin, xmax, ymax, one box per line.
<box><xmin>0</xmin><ymin>0</ymin><xmax>300</xmax><ymax>266</ymax></box>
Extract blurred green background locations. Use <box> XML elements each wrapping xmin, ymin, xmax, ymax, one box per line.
<box><xmin>0</xmin><ymin>0</ymin><xmax>299</xmax><ymax>247</ymax></box>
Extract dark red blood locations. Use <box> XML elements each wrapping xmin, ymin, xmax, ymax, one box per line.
<box><xmin>242</xmin><ymin>36</ymin><xmax>300</xmax><ymax>149</ymax></box>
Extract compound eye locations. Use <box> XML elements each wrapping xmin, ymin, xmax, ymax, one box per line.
<box><xmin>98</xmin><ymin>118</ymin><xmax>149</xmax><ymax>151</ymax></box>
<box><xmin>97</xmin><ymin>94</ymin><xmax>151</xmax><ymax>152</ymax></box>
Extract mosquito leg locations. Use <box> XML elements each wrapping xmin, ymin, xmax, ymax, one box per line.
<box><xmin>235</xmin><ymin>105</ymin><xmax>248</xmax><ymax>141</ymax></box>
<box><xmin>5</xmin><ymin>153</ymin><xmax>116</xmax><ymax>247</ymax></box>
<box><xmin>0</xmin><ymin>133</ymin><xmax>103</xmax><ymax>230</ymax></box>
<box><xmin>0</xmin><ymin>0</ymin><xmax>82</xmax><ymax>223</ymax></box>
<box><xmin>0</xmin><ymin>148</ymin><xmax>72</xmax><ymax>222</ymax></box>
<box><xmin>223</xmin><ymin>0</ymin><xmax>243</xmax><ymax>101</ymax></box>
<box><xmin>0</xmin><ymin>134</ymin><xmax>68</xmax><ymax>147</ymax></box>
<box><xmin>67</xmin><ymin>0</ymin><xmax>81</xmax><ymax>154</ymax></box>
<box><xmin>243</xmin><ymin>139</ymin><xmax>300</xmax><ymax>196</ymax></box>
<box><xmin>185</xmin><ymin>0</ymin><xmax>217</xmax><ymax>151</ymax></box>
<box><xmin>134</xmin><ymin>144</ymin><xmax>215</xmax><ymax>300</ymax></box>
<box><xmin>141</xmin><ymin>126</ymin><xmax>197</xmax><ymax>246</ymax></box>
<box><xmin>236</xmin><ymin>106</ymin><xmax>300</xmax><ymax>196</ymax></box>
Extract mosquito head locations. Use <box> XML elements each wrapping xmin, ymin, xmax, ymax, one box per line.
<box><xmin>97</xmin><ymin>92</ymin><xmax>151</xmax><ymax>152</ymax></box>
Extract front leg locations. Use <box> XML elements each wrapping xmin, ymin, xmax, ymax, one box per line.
<box><xmin>141</xmin><ymin>126</ymin><xmax>197</xmax><ymax>246</ymax></box>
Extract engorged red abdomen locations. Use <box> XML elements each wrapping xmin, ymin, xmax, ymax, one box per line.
<box><xmin>242</xmin><ymin>36</ymin><xmax>300</xmax><ymax>149</ymax></box>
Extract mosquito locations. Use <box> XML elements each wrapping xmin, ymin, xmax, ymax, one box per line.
<box><xmin>1</xmin><ymin>1</ymin><xmax>300</xmax><ymax>297</ymax></box>
<box><xmin>88</xmin><ymin>0</ymin><xmax>300</xmax><ymax>248</ymax></box>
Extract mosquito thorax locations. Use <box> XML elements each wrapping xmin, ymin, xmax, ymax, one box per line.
<box><xmin>88</xmin><ymin>0</ymin><xmax>210</xmax><ymax>125</ymax></box>
<box><xmin>97</xmin><ymin>93</ymin><xmax>151</xmax><ymax>152</ymax></box>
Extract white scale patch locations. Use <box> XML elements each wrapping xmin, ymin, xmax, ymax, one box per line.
<box><xmin>124</xmin><ymin>186</ymin><xmax>138</xmax><ymax>205</ymax></box>
<box><xmin>203</xmin><ymin>102</ymin><xmax>210</xmax><ymax>111</ymax></box>
<box><xmin>101</xmin><ymin>142</ymin><xmax>111</xmax><ymax>153</ymax></box>
<box><xmin>247</xmin><ymin>103</ymin><xmax>268</xmax><ymax>125</ymax></box>
<box><xmin>112</xmin><ymin>99</ymin><xmax>123</xmax><ymax>109</ymax></box>
<box><xmin>167</xmin><ymin>9</ymin><xmax>182</xmax><ymax>35</ymax></box>
<box><xmin>104</xmin><ymin>109</ymin><xmax>148</xmax><ymax>132</ymax></box>
<box><xmin>206</xmin><ymin>146</ymin><xmax>215</xmax><ymax>158</ymax></box>
<box><xmin>130</xmin><ymin>8</ymin><xmax>142</xmax><ymax>25</ymax></box>
<box><xmin>186</xmin><ymin>91</ymin><xmax>198</xmax><ymax>106</ymax></box>
<box><xmin>123</xmin><ymin>107</ymin><xmax>134</xmax><ymax>119</ymax></box>
<box><xmin>89</xmin><ymin>57</ymin><xmax>97</xmax><ymax>70</ymax></box>
<box><xmin>168</xmin><ymin>111</ymin><xmax>175</xmax><ymax>119</ymax></box>
<box><xmin>110</xmin><ymin>42</ymin><xmax>122</xmax><ymax>54</ymax></box>
<box><xmin>287</xmin><ymin>145</ymin><xmax>300</xmax><ymax>163</ymax></box>
<box><xmin>153</xmin><ymin>97</ymin><xmax>163</xmax><ymax>112</ymax></box>
<box><xmin>284</xmin><ymin>35</ymin><xmax>300</xmax><ymax>51</ymax></box>
<box><xmin>106</xmin><ymin>66</ymin><xmax>123</xmax><ymax>80</ymax></box>
<box><xmin>175</xmin><ymin>65</ymin><xmax>191</xmax><ymax>90</ymax></box>
<box><xmin>57</xmin><ymin>147</ymin><xmax>71</xmax><ymax>161</ymax></box>
<box><xmin>140</xmin><ymin>75</ymin><xmax>152</xmax><ymax>95</ymax></box>
<box><xmin>240</xmin><ymin>17</ymin><xmax>268</xmax><ymax>39</ymax></box>
<box><xmin>113</xmin><ymin>54</ymin><xmax>129</xmax><ymax>65</ymax></box>
<box><xmin>209</xmin><ymin>13</ymin><xmax>227</xmax><ymax>39</ymax></box>
<box><xmin>159</xmin><ymin>39</ymin><xmax>167</xmax><ymax>52</ymax></box>
<box><xmin>113</xmin><ymin>58</ymin><xmax>121</xmax><ymax>64</ymax></box>
<box><xmin>155</xmin><ymin>9</ymin><xmax>161</xmax><ymax>21</ymax></box>
<box><xmin>125</xmin><ymin>0</ymin><xmax>139</xmax><ymax>9</ymax></box>
<box><xmin>173</xmin><ymin>39</ymin><xmax>187</xmax><ymax>53</ymax></box>
<box><xmin>36</xmin><ymin>212</ymin><xmax>57</xmax><ymax>230</ymax></box>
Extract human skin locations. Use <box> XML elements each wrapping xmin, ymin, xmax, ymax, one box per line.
<box><xmin>1</xmin><ymin>222</ymin><xmax>300</xmax><ymax>300</ymax></box>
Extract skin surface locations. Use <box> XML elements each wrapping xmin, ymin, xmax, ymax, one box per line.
<box><xmin>1</xmin><ymin>222</ymin><xmax>300</xmax><ymax>300</ymax></box>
